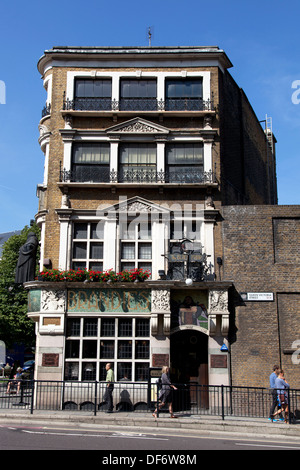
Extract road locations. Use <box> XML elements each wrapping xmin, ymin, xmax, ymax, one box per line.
<box><xmin>1</xmin><ymin>422</ymin><xmax>300</xmax><ymax>453</ymax></box>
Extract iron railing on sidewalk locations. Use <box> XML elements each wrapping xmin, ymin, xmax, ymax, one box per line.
<box><xmin>1</xmin><ymin>379</ymin><xmax>300</xmax><ymax>423</ymax></box>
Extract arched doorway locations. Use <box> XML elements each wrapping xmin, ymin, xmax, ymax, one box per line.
<box><xmin>170</xmin><ymin>328</ymin><xmax>208</xmax><ymax>385</ymax></box>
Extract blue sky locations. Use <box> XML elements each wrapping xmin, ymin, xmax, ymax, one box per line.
<box><xmin>0</xmin><ymin>0</ymin><xmax>299</xmax><ymax>232</ymax></box>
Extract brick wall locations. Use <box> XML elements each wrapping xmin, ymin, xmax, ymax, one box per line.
<box><xmin>222</xmin><ymin>205</ymin><xmax>300</xmax><ymax>388</ymax></box>
<box><xmin>38</xmin><ymin>65</ymin><xmax>222</xmax><ymax>269</ymax></box>
<box><xmin>219</xmin><ymin>71</ymin><xmax>277</xmax><ymax>206</ymax></box>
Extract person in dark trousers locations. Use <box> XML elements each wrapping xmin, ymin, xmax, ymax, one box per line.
<box><xmin>153</xmin><ymin>366</ymin><xmax>177</xmax><ymax>419</ymax></box>
<box><xmin>104</xmin><ymin>363</ymin><xmax>114</xmax><ymax>413</ymax></box>
<box><xmin>269</xmin><ymin>364</ymin><xmax>280</xmax><ymax>421</ymax></box>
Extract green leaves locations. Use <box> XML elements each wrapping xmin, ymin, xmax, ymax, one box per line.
<box><xmin>0</xmin><ymin>225</ymin><xmax>40</xmax><ymax>348</ymax></box>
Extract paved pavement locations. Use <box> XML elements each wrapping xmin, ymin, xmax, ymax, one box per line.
<box><xmin>1</xmin><ymin>409</ymin><xmax>300</xmax><ymax>441</ymax></box>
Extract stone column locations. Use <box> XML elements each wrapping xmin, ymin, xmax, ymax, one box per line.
<box><xmin>35</xmin><ymin>288</ymin><xmax>67</xmax><ymax>381</ymax></box>
<box><xmin>150</xmin><ymin>288</ymin><xmax>171</xmax><ymax>367</ymax></box>
<box><xmin>207</xmin><ymin>288</ymin><xmax>230</xmax><ymax>386</ymax></box>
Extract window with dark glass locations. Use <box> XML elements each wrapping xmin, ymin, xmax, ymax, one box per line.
<box><xmin>118</xmin><ymin>340</ymin><xmax>132</xmax><ymax>359</ymax></box>
<box><xmin>74</xmin><ymin>79</ymin><xmax>112</xmax><ymax>110</ymax></box>
<box><xmin>82</xmin><ymin>363</ymin><xmax>96</xmax><ymax>381</ymax></box>
<box><xmin>120</xmin><ymin>219</ymin><xmax>152</xmax><ymax>276</ymax></box>
<box><xmin>72</xmin><ymin>143</ymin><xmax>110</xmax><ymax>183</ymax></box>
<box><xmin>100</xmin><ymin>340</ymin><xmax>114</xmax><ymax>358</ymax></box>
<box><xmin>120</xmin><ymin>79</ymin><xmax>157</xmax><ymax>110</ymax></box>
<box><xmin>65</xmin><ymin>318</ymin><xmax>150</xmax><ymax>381</ymax></box>
<box><xmin>101</xmin><ymin>319</ymin><xmax>115</xmax><ymax>337</ymax></box>
<box><xmin>66</xmin><ymin>318</ymin><xmax>81</xmax><ymax>336</ymax></box>
<box><xmin>64</xmin><ymin>362</ymin><xmax>79</xmax><ymax>381</ymax></box>
<box><xmin>135</xmin><ymin>340</ymin><xmax>149</xmax><ymax>359</ymax></box>
<box><xmin>82</xmin><ymin>340</ymin><xmax>97</xmax><ymax>358</ymax></box>
<box><xmin>118</xmin><ymin>319</ymin><xmax>132</xmax><ymax>337</ymax></box>
<box><xmin>72</xmin><ymin>222</ymin><xmax>104</xmax><ymax>271</ymax></box>
<box><xmin>83</xmin><ymin>318</ymin><xmax>98</xmax><ymax>337</ymax></box>
<box><xmin>118</xmin><ymin>362</ymin><xmax>132</xmax><ymax>381</ymax></box>
<box><xmin>135</xmin><ymin>319</ymin><xmax>150</xmax><ymax>337</ymax></box>
<box><xmin>66</xmin><ymin>340</ymin><xmax>80</xmax><ymax>358</ymax></box>
<box><xmin>166</xmin><ymin>143</ymin><xmax>204</xmax><ymax>183</ymax></box>
<box><xmin>165</xmin><ymin>78</ymin><xmax>203</xmax><ymax>110</ymax></box>
<box><xmin>118</xmin><ymin>143</ymin><xmax>156</xmax><ymax>182</ymax></box>
<box><xmin>135</xmin><ymin>363</ymin><xmax>149</xmax><ymax>381</ymax></box>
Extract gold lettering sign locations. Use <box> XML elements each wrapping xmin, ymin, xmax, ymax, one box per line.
<box><xmin>68</xmin><ymin>289</ymin><xmax>151</xmax><ymax>313</ymax></box>
<box><xmin>43</xmin><ymin>317</ymin><xmax>61</xmax><ymax>326</ymax></box>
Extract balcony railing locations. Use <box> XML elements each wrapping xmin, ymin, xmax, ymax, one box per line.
<box><xmin>62</xmin><ymin>96</ymin><xmax>215</xmax><ymax>112</ymax></box>
<box><xmin>59</xmin><ymin>167</ymin><xmax>217</xmax><ymax>184</ymax></box>
<box><xmin>41</xmin><ymin>103</ymin><xmax>51</xmax><ymax>118</ymax></box>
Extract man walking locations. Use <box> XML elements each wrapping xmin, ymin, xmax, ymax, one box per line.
<box><xmin>269</xmin><ymin>364</ymin><xmax>280</xmax><ymax>421</ymax></box>
<box><xmin>104</xmin><ymin>363</ymin><xmax>114</xmax><ymax>413</ymax></box>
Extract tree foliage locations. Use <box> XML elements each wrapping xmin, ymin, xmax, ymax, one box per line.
<box><xmin>0</xmin><ymin>224</ymin><xmax>40</xmax><ymax>348</ymax></box>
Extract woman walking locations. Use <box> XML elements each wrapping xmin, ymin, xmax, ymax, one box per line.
<box><xmin>153</xmin><ymin>366</ymin><xmax>177</xmax><ymax>418</ymax></box>
<box><xmin>272</xmin><ymin>369</ymin><xmax>290</xmax><ymax>423</ymax></box>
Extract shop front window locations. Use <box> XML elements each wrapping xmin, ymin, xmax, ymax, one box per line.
<box><xmin>65</xmin><ymin>317</ymin><xmax>150</xmax><ymax>381</ymax></box>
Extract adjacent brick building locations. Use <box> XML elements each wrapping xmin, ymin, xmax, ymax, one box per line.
<box><xmin>25</xmin><ymin>46</ymin><xmax>291</xmax><ymax>401</ymax></box>
<box><xmin>222</xmin><ymin>205</ymin><xmax>300</xmax><ymax>389</ymax></box>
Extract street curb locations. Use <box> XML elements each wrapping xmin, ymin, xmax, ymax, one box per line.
<box><xmin>1</xmin><ymin>411</ymin><xmax>300</xmax><ymax>440</ymax></box>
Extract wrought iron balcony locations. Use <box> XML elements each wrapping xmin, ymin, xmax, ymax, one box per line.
<box><xmin>62</xmin><ymin>96</ymin><xmax>215</xmax><ymax>113</ymax></box>
<box><xmin>63</xmin><ymin>97</ymin><xmax>118</xmax><ymax>111</ymax></box>
<box><xmin>59</xmin><ymin>167</ymin><xmax>217</xmax><ymax>185</ymax></box>
<box><xmin>119</xmin><ymin>98</ymin><xmax>158</xmax><ymax>111</ymax></box>
<box><xmin>164</xmin><ymin>98</ymin><xmax>214</xmax><ymax>111</ymax></box>
<box><xmin>41</xmin><ymin>103</ymin><xmax>51</xmax><ymax>118</ymax></box>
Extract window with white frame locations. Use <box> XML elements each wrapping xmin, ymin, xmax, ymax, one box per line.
<box><xmin>118</xmin><ymin>143</ymin><xmax>157</xmax><ymax>182</ymax></box>
<box><xmin>74</xmin><ymin>78</ymin><xmax>112</xmax><ymax>110</ymax></box>
<box><xmin>166</xmin><ymin>143</ymin><xmax>204</xmax><ymax>183</ymax></box>
<box><xmin>72</xmin><ymin>142</ymin><xmax>110</xmax><ymax>183</ymax></box>
<box><xmin>165</xmin><ymin>78</ymin><xmax>203</xmax><ymax>110</ymax></box>
<box><xmin>64</xmin><ymin>317</ymin><xmax>150</xmax><ymax>381</ymax></box>
<box><xmin>66</xmin><ymin>71</ymin><xmax>211</xmax><ymax>113</ymax></box>
<box><xmin>120</xmin><ymin>78</ymin><xmax>157</xmax><ymax>111</ymax></box>
<box><xmin>72</xmin><ymin>222</ymin><xmax>104</xmax><ymax>271</ymax></box>
<box><xmin>169</xmin><ymin>217</ymin><xmax>204</xmax><ymax>280</ymax></box>
<box><xmin>120</xmin><ymin>219</ymin><xmax>152</xmax><ymax>276</ymax></box>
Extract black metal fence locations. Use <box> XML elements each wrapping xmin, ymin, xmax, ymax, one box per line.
<box><xmin>59</xmin><ymin>167</ymin><xmax>217</xmax><ymax>185</ymax></box>
<box><xmin>1</xmin><ymin>379</ymin><xmax>300</xmax><ymax>423</ymax></box>
<box><xmin>62</xmin><ymin>97</ymin><xmax>215</xmax><ymax>113</ymax></box>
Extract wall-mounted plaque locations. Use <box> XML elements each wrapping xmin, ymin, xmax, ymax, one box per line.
<box><xmin>42</xmin><ymin>353</ymin><xmax>59</xmax><ymax>367</ymax></box>
<box><xmin>152</xmin><ymin>354</ymin><xmax>169</xmax><ymax>367</ymax></box>
<box><xmin>210</xmin><ymin>354</ymin><xmax>227</xmax><ymax>369</ymax></box>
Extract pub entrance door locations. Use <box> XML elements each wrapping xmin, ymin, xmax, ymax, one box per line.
<box><xmin>170</xmin><ymin>329</ymin><xmax>209</xmax><ymax>409</ymax></box>
<box><xmin>170</xmin><ymin>329</ymin><xmax>208</xmax><ymax>384</ymax></box>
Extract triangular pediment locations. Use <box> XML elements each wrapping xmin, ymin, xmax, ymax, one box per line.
<box><xmin>106</xmin><ymin>117</ymin><xmax>169</xmax><ymax>135</ymax></box>
<box><xmin>98</xmin><ymin>196</ymin><xmax>171</xmax><ymax>215</ymax></box>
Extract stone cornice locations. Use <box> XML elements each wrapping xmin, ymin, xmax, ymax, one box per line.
<box><xmin>24</xmin><ymin>279</ymin><xmax>233</xmax><ymax>290</ymax></box>
<box><xmin>38</xmin><ymin>46</ymin><xmax>233</xmax><ymax>75</ymax></box>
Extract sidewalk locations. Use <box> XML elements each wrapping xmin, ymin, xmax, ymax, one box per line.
<box><xmin>1</xmin><ymin>409</ymin><xmax>300</xmax><ymax>441</ymax></box>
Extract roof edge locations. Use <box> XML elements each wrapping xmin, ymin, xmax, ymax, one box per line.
<box><xmin>37</xmin><ymin>45</ymin><xmax>233</xmax><ymax>75</ymax></box>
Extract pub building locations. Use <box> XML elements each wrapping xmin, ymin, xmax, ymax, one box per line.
<box><xmin>25</xmin><ymin>46</ymin><xmax>300</xmax><ymax>398</ymax></box>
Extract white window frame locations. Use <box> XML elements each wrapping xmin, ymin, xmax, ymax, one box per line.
<box><xmin>65</xmin><ymin>70</ymin><xmax>211</xmax><ymax>106</ymax></box>
<box><xmin>64</xmin><ymin>316</ymin><xmax>151</xmax><ymax>382</ymax></box>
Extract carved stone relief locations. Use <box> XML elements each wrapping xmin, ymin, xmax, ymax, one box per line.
<box><xmin>208</xmin><ymin>289</ymin><xmax>230</xmax><ymax>336</ymax></box>
<box><xmin>41</xmin><ymin>290</ymin><xmax>66</xmax><ymax>313</ymax></box>
<box><xmin>152</xmin><ymin>289</ymin><xmax>171</xmax><ymax>313</ymax></box>
<box><xmin>151</xmin><ymin>289</ymin><xmax>171</xmax><ymax>336</ymax></box>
